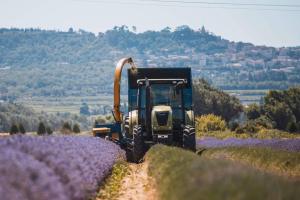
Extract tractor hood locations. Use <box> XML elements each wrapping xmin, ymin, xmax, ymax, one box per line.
<box><xmin>151</xmin><ymin>105</ymin><xmax>173</xmax><ymax>132</ymax></box>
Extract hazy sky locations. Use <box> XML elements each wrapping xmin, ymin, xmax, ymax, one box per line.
<box><xmin>0</xmin><ymin>0</ymin><xmax>299</xmax><ymax>47</ymax></box>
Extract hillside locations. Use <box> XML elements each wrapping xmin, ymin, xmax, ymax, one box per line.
<box><xmin>1</xmin><ymin>26</ymin><xmax>300</xmax><ymax>101</ymax></box>
<box><xmin>0</xmin><ymin>102</ymin><xmax>91</xmax><ymax>132</ymax></box>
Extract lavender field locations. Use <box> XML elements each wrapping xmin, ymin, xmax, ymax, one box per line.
<box><xmin>0</xmin><ymin>135</ymin><xmax>125</xmax><ymax>200</ymax></box>
<box><xmin>197</xmin><ymin>137</ymin><xmax>300</xmax><ymax>152</ymax></box>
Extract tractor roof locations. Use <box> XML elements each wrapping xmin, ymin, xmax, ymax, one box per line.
<box><xmin>127</xmin><ymin>67</ymin><xmax>192</xmax><ymax>89</ymax></box>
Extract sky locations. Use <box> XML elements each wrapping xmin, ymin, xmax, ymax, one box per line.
<box><xmin>0</xmin><ymin>0</ymin><xmax>299</xmax><ymax>47</ymax></box>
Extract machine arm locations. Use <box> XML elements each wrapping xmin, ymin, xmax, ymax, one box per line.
<box><xmin>113</xmin><ymin>57</ymin><xmax>136</xmax><ymax>123</ymax></box>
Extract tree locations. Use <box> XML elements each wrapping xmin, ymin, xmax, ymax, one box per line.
<box><xmin>37</xmin><ymin>122</ymin><xmax>46</xmax><ymax>135</ymax></box>
<box><xmin>200</xmin><ymin>26</ymin><xmax>206</xmax><ymax>34</ymax></box>
<box><xmin>264</xmin><ymin>102</ymin><xmax>296</xmax><ymax>131</ymax></box>
<box><xmin>193</xmin><ymin>79</ymin><xmax>243</xmax><ymax>121</ymax></box>
<box><xmin>62</xmin><ymin>122</ymin><xmax>72</xmax><ymax>131</ymax></box>
<box><xmin>263</xmin><ymin>87</ymin><xmax>300</xmax><ymax>132</ymax></box>
<box><xmin>245</xmin><ymin>104</ymin><xmax>261</xmax><ymax>120</ymax></box>
<box><xmin>62</xmin><ymin>122</ymin><xmax>72</xmax><ymax>134</ymax></box>
<box><xmin>80</xmin><ymin>102</ymin><xmax>90</xmax><ymax>115</ymax></box>
<box><xmin>287</xmin><ymin>122</ymin><xmax>297</xmax><ymax>132</ymax></box>
<box><xmin>132</xmin><ymin>26</ymin><xmax>137</xmax><ymax>32</ymax></box>
<box><xmin>18</xmin><ymin>123</ymin><xmax>26</xmax><ymax>134</ymax></box>
<box><xmin>9</xmin><ymin>123</ymin><xmax>19</xmax><ymax>135</ymax></box>
<box><xmin>68</xmin><ymin>27</ymin><xmax>74</xmax><ymax>33</ymax></box>
<box><xmin>73</xmin><ymin>123</ymin><xmax>80</xmax><ymax>133</ymax></box>
<box><xmin>46</xmin><ymin>126</ymin><xmax>53</xmax><ymax>135</ymax></box>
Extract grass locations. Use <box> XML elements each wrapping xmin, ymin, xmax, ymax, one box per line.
<box><xmin>197</xmin><ymin>129</ymin><xmax>300</xmax><ymax>139</ymax></box>
<box><xmin>201</xmin><ymin>147</ymin><xmax>300</xmax><ymax>178</ymax></box>
<box><xmin>96</xmin><ymin>161</ymin><xmax>129</xmax><ymax>200</ymax></box>
<box><xmin>146</xmin><ymin>145</ymin><xmax>300</xmax><ymax>200</ymax></box>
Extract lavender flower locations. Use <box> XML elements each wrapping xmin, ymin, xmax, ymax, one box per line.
<box><xmin>0</xmin><ymin>135</ymin><xmax>125</xmax><ymax>200</ymax></box>
<box><xmin>197</xmin><ymin>137</ymin><xmax>300</xmax><ymax>152</ymax></box>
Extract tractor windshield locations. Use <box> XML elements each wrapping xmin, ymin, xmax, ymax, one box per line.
<box><xmin>151</xmin><ymin>84</ymin><xmax>182</xmax><ymax>107</ymax></box>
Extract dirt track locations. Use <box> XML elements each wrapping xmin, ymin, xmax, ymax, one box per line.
<box><xmin>116</xmin><ymin>162</ymin><xmax>157</xmax><ymax>200</ymax></box>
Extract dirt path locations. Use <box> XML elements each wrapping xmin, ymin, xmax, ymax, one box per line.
<box><xmin>116</xmin><ymin>162</ymin><xmax>157</xmax><ymax>200</ymax></box>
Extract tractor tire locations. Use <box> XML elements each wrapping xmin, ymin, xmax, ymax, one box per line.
<box><xmin>132</xmin><ymin>125</ymin><xmax>144</xmax><ymax>163</ymax></box>
<box><xmin>183</xmin><ymin>125</ymin><xmax>196</xmax><ymax>152</ymax></box>
<box><xmin>124</xmin><ymin>116</ymin><xmax>130</xmax><ymax>138</ymax></box>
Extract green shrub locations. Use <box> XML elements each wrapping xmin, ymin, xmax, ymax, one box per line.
<box><xmin>196</xmin><ymin>114</ymin><xmax>226</xmax><ymax>132</ymax></box>
<box><xmin>254</xmin><ymin>115</ymin><xmax>275</xmax><ymax>129</ymax></box>
<box><xmin>235</xmin><ymin>116</ymin><xmax>275</xmax><ymax>134</ymax></box>
<box><xmin>235</xmin><ymin>120</ymin><xmax>259</xmax><ymax>134</ymax></box>
<box><xmin>256</xmin><ymin>129</ymin><xmax>297</xmax><ymax>139</ymax></box>
<box><xmin>228</xmin><ymin>121</ymin><xmax>239</xmax><ymax>131</ymax></box>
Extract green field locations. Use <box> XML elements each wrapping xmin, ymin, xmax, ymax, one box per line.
<box><xmin>224</xmin><ymin>89</ymin><xmax>269</xmax><ymax>105</ymax></box>
<box><xmin>145</xmin><ymin>145</ymin><xmax>300</xmax><ymax>200</ymax></box>
<box><xmin>15</xmin><ymin>95</ymin><xmax>127</xmax><ymax>114</ymax></box>
<box><xmin>15</xmin><ymin>89</ymin><xmax>267</xmax><ymax>115</ymax></box>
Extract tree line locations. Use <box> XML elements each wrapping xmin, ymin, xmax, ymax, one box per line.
<box><xmin>193</xmin><ymin>79</ymin><xmax>300</xmax><ymax>134</ymax></box>
<box><xmin>9</xmin><ymin>121</ymin><xmax>81</xmax><ymax>135</ymax></box>
<box><xmin>0</xmin><ymin>102</ymin><xmax>91</xmax><ymax>132</ymax></box>
<box><xmin>245</xmin><ymin>87</ymin><xmax>300</xmax><ymax>133</ymax></box>
<box><xmin>1</xmin><ymin>26</ymin><xmax>300</xmax><ymax>102</ymax></box>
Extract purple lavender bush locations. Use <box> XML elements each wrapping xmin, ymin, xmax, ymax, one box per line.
<box><xmin>197</xmin><ymin>137</ymin><xmax>300</xmax><ymax>152</ymax></box>
<box><xmin>0</xmin><ymin>135</ymin><xmax>125</xmax><ymax>200</ymax></box>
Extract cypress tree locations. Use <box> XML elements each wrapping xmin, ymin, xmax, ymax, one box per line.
<box><xmin>9</xmin><ymin>123</ymin><xmax>19</xmax><ymax>135</ymax></box>
<box><xmin>73</xmin><ymin>123</ymin><xmax>80</xmax><ymax>133</ymax></box>
<box><xmin>37</xmin><ymin>122</ymin><xmax>46</xmax><ymax>135</ymax></box>
<box><xmin>62</xmin><ymin>122</ymin><xmax>72</xmax><ymax>131</ymax></box>
<box><xmin>19</xmin><ymin>123</ymin><xmax>26</xmax><ymax>134</ymax></box>
<box><xmin>46</xmin><ymin>126</ymin><xmax>53</xmax><ymax>135</ymax></box>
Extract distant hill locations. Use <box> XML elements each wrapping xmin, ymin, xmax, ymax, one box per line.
<box><xmin>0</xmin><ymin>26</ymin><xmax>300</xmax><ymax>100</ymax></box>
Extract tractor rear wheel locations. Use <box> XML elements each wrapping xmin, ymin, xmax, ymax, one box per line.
<box><xmin>132</xmin><ymin>125</ymin><xmax>144</xmax><ymax>163</ymax></box>
<box><xmin>183</xmin><ymin>125</ymin><xmax>196</xmax><ymax>151</ymax></box>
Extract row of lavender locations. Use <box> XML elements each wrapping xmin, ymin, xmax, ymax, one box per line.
<box><xmin>197</xmin><ymin>137</ymin><xmax>300</xmax><ymax>152</ymax></box>
<box><xmin>0</xmin><ymin>135</ymin><xmax>125</xmax><ymax>200</ymax></box>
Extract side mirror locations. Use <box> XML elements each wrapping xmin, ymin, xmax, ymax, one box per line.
<box><xmin>175</xmin><ymin>81</ymin><xmax>184</xmax><ymax>95</ymax></box>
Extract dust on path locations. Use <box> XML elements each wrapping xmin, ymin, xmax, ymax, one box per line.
<box><xmin>116</xmin><ymin>162</ymin><xmax>157</xmax><ymax>200</ymax></box>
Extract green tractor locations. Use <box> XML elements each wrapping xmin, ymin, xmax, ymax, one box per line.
<box><xmin>93</xmin><ymin>58</ymin><xmax>196</xmax><ymax>162</ymax></box>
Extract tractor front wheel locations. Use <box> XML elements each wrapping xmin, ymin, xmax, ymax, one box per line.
<box><xmin>132</xmin><ymin>125</ymin><xmax>144</xmax><ymax>163</ymax></box>
<box><xmin>183</xmin><ymin>125</ymin><xmax>196</xmax><ymax>151</ymax></box>
<box><xmin>124</xmin><ymin>116</ymin><xmax>130</xmax><ymax>138</ymax></box>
